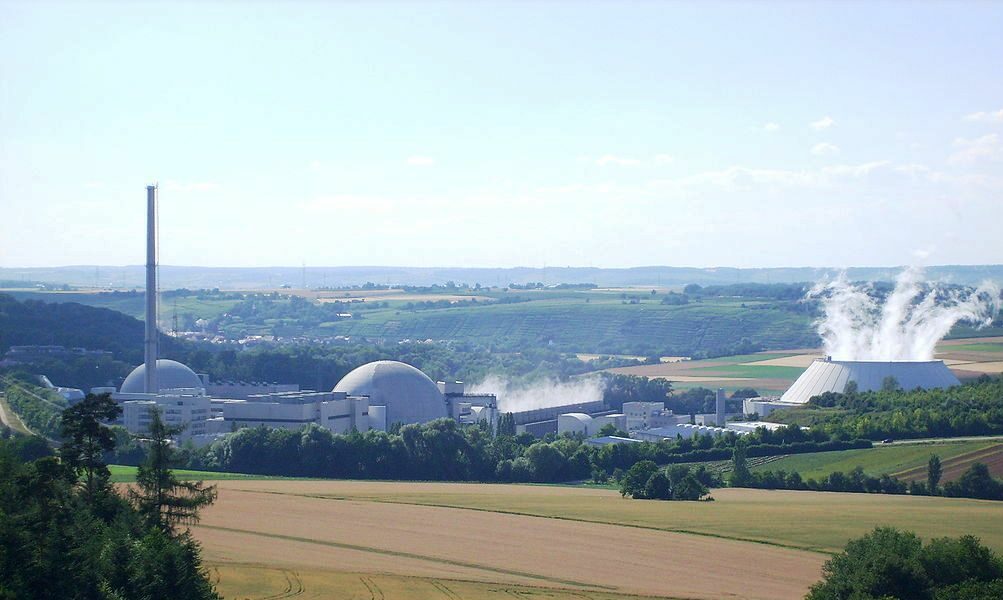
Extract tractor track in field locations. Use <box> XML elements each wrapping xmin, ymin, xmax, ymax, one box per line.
<box><xmin>258</xmin><ymin>569</ymin><xmax>304</xmax><ymax>599</ymax></box>
<box><xmin>360</xmin><ymin>576</ymin><xmax>385</xmax><ymax>600</ymax></box>
<box><xmin>430</xmin><ymin>580</ymin><xmax>461</xmax><ymax>600</ymax></box>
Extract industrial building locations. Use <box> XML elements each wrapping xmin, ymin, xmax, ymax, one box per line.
<box><xmin>556</xmin><ymin>412</ymin><xmax>627</xmax><ymax>436</ymax></box>
<box><xmin>744</xmin><ymin>357</ymin><xmax>961</xmax><ymax>417</ymax></box>
<box><xmin>205</xmin><ymin>380</ymin><xmax>300</xmax><ymax>399</ymax></box>
<box><xmin>584</xmin><ymin>435</ymin><xmax>643</xmax><ymax>447</ymax></box>
<box><xmin>512</xmin><ymin>399</ymin><xmax>609</xmax><ymax>436</ymax></box>
<box><xmin>113</xmin><ymin>359</ymin><xmax>214</xmax><ymax>442</ymax></box>
<box><xmin>214</xmin><ymin>390</ymin><xmax>369</xmax><ymax>434</ymax></box>
<box><xmin>633</xmin><ymin>423</ymin><xmax>744</xmax><ymax>442</ymax></box>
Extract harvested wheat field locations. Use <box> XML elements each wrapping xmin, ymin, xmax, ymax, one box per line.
<box><xmin>208</xmin><ymin>564</ymin><xmax>693</xmax><ymax>600</ymax></box>
<box><xmin>193</xmin><ymin>481</ymin><xmax>826</xmax><ymax>600</ymax></box>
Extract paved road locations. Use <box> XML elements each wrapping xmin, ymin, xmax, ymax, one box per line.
<box><xmin>0</xmin><ymin>392</ymin><xmax>31</xmax><ymax>434</ymax></box>
<box><xmin>885</xmin><ymin>435</ymin><xmax>1003</xmax><ymax>446</ymax></box>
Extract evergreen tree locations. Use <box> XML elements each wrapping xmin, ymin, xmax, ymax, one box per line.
<box><xmin>729</xmin><ymin>444</ymin><xmax>751</xmax><ymax>487</ymax></box>
<box><xmin>928</xmin><ymin>454</ymin><xmax>943</xmax><ymax>494</ymax></box>
<box><xmin>129</xmin><ymin>410</ymin><xmax>217</xmax><ymax>534</ymax></box>
<box><xmin>58</xmin><ymin>392</ymin><xmax>121</xmax><ymax>505</ymax></box>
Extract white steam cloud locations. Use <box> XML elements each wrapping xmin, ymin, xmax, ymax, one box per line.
<box><xmin>809</xmin><ymin>267</ymin><xmax>999</xmax><ymax>361</ymax></box>
<box><xmin>470</xmin><ymin>375</ymin><xmax>606</xmax><ymax>413</ymax></box>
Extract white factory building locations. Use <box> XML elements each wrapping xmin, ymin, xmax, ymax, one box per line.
<box><xmin>215</xmin><ymin>390</ymin><xmax>369</xmax><ymax>434</ymax></box>
<box><xmin>109</xmin><ymin>359</ymin><xmax>214</xmax><ymax>442</ymax></box>
<box><xmin>105</xmin><ymin>358</ymin><xmax>500</xmax><ymax>442</ymax></box>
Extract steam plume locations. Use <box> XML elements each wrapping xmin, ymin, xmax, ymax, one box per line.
<box><xmin>470</xmin><ymin>375</ymin><xmax>605</xmax><ymax>412</ymax></box>
<box><xmin>809</xmin><ymin>267</ymin><xmax>999</xmax><ymax>361</ymax></box>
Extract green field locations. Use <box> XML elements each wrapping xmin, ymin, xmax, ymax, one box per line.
<box><xmin>688</xmin><ymin>363</ymin><xmax>807</xmax><ymax>379</ymax></box>
<box><xmin>747</xmin><ymin>439</ymin><xmax>999</xmax><ymax>480</ymax></box>
<box><xmin>323</xmin><ymin>297</ymin><xmax>815</xmax><ymax>354</ymax></box>
<box><xmin>109</xmin><ymin>465</ymin><xmax>284</xmax><ymax>483</ymax></box>
<box><xmin>5</xmin><ymin>291</ymin><xmax>240</xmax><ymax>321</ymax></box>
<box><xmin>945</xmin><ymin>342</ymin><xmax>1003</xmax><ymax>353</ymax></box>
<box><xmin>6</xmin><ymin>288</ymin><xmax>817</xmax><ymax>355</ymax></box>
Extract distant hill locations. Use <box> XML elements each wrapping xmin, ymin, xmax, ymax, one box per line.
<box><xmin>0</xmin><ymin>293</ymin><xmax>183</xmax><ymax>363</ymax></box>
<box><xmin>2</xmin><ymin>264</ymin><xmax>1002</xmax><ymax>290</ymax></box>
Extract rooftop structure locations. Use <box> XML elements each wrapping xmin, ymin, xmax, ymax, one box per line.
<box><xmin>121</xmin><ymin>359</ymin><xmax>205</xmax><ymax>395</ymax></box>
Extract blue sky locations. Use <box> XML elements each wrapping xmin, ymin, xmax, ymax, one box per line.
<box><xmin>2</xmin><ymin>1</ymin><xmax>1002</xmax><ymax>269</ymax></box>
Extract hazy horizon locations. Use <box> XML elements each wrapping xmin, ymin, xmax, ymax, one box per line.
<box><xmin>3</xmin><ymin>2</ymin><xmax>1002</xmax><ymax>269</ymax></box>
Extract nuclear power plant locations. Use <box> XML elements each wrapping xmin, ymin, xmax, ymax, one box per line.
<box><xmin>96</xmin><ymin>186</ymin><xmax>985</xmax><ymax>444</ymax></box>
<box><xmin>101</xmin><ymin>186</ymin><xmax>627</xmax><ymax>443</ymax></box>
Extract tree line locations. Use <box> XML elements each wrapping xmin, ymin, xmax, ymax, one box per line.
<box><xmin>728</xmin><ymin>446</ymin><xmax>1003</xmax><ymax>501</ymax></box>
<box><xmin>779</xmin><ymin>374</ymin><xmax>1003</xmax><ymax>441</ymax></box>
<box><xmin>119</xmin><ymin>414</ymin><xmax>873</xmax><ymax>486</ymax></box>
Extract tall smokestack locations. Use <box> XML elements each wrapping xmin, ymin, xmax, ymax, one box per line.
<box><xmin>144</xmin><ymin>185</ymin><xmax>158</xmax><ymax>394</ymax></box>
<box><xmin>715</xmin><ymin>388</ymin><xmax>726</xmax><ymax>427</ymax></box>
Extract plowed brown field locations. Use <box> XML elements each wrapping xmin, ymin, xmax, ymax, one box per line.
<box><xmin>894</xmin><ymin>444</ymin><xmax>1003</xmax><ymax>483</ymax></box>
<box><xmin>193</xmin><ymin>482</ymin><xmax>826</xmax><ymax>600</ymax></box>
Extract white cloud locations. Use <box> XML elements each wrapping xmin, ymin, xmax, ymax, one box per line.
<box><xmin>963</xmin><ymin>109</ymin><xmax>1003</xmax><ymax>123</ymax></box>
<box><xmin>821</xmin><ymin>161</ymin><xmax>889</xmax><ymax>177</ymax></box>
<box><xmin>811</xmin><ymin>142</ymin><xmax>840</xmax><ymax>156</ymax></box>
<box><xmin>649</xmin><ymin>161</ymin><xmax>889</xmax><ymax>191</ymax></box>
<box><xmin>595</xmin><ymin>154</ymin><xmax>641</xmax><ymax>166</ymax></box>
<box><xmin>653</xmin><ymin>154</ymin><xmax>674</xmax><ymax>164</ymax></box>
<box><xmin>949</xmin><ymin>134</ymin><xmax>1001</xmax><ymax>164</ymax></box>
<box><xmin>763</xmin><ymin>122</ymin><xmax>780</xmax><ymax>132</ymax></box>
<box><xmin>406</xmin><ymin>156</ymin><xmax>435</xmax><ymax>166</ymax></box>
<box><xmin>811</xmin><ymin>116</ymin><xmax>835</xmax><ymax>130</ymax></box>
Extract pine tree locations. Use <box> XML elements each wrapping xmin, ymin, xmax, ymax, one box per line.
<box><xmin>59</xmin><ymin>392</ymin><xmax>121</xmax><ymax>505</ymax></box>
<box><xmin>129</xmin><ymin>410</ymin><xmax>217</xmax><ymax>534</ymax></box>
<box><xmin>729</xmin><ymin>444</ymin><xmax>752</xmax><ymax>487</ymax></box>
<box><xmin>928</xmin><ymin>454</ymin><xmax>943</xmax><ymax>495</ymax></box>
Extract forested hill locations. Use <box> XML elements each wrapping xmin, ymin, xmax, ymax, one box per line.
<box><xmin>0</xmin><ymin>293</ymin><xmax>182</xmax><ymax>363</ymax></box>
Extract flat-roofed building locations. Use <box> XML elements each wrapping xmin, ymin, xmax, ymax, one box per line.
<box><xmin>218</xmin><ymin>390</ymin><xmax>369</xmax><ymax>434</ymax></box>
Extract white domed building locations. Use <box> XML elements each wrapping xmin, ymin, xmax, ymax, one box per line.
<box><xmin>114</xmin><ymin>358</ymin><xmax>211</xmax><ymax>440</ymax></box>
<box><xmin>120</xmin><ymin>359</ymin><xmax>206</xmax><ymax>395</ymax></box>
<box><xmin>334</xmin><ymin>360</ymin><xmax>449</xmax><ymax>428</ymax></box>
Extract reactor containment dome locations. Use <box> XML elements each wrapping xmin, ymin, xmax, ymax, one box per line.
<box><xmin>121</xmin><ymin>359</ymin><xmax>205</xmax><ymax>395</ymax></box>
<box><xmin>780</xmin><ymin>358</ymin><xmax>960</xmax><ymax>405</ymax></box>
<box><xmin>333</xmin><ymin>360</ymin><xmax>448</xmax><ymax>425</ymax></box>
